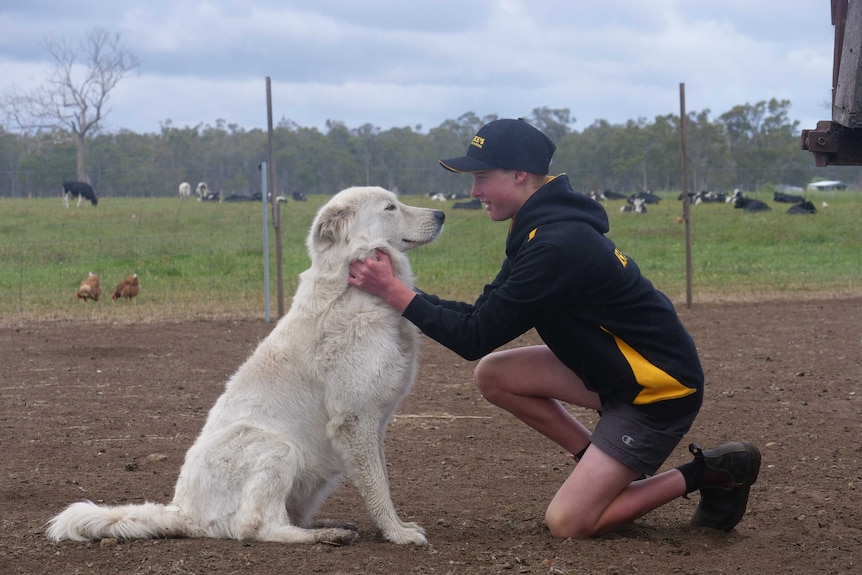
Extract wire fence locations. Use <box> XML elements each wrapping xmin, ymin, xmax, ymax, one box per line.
<box><xmin>1</xmin><ymin>188</ymin><xmax>860</xmax><ymax>324</ymax></box>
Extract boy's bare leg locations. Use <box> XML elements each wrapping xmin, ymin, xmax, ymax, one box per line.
<box><xmin>473</xmin><ymin>345</ymin><xmax>687</xmax><ymax>538</ymax></box>
<box><xmin>473</xmin><ymin>345</ymin><xmax>599</xmax><ymax>456</ymax></box>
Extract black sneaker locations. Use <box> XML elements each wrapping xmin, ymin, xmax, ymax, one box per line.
<box><xmin>689</xmin><ymin>441</ymin><xmax>761</xmax><ymax>531</ymax></box>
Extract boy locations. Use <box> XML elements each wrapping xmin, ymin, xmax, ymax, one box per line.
<box><xmin>348</xmin><ymin>118</ymin><xmax>760</xmax><ymax>538</ymax></box>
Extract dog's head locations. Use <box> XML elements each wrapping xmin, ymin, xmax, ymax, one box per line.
<box><xmin>309</xmin><ymin>187</ymin><xmax>444</xmax><ymax>265</ymax></box>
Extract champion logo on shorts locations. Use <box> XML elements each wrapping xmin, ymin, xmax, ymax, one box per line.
<box><xmin>621</xmin><ymin>435</ymin><xmax>635</xmax><ymax>447</ymax></box>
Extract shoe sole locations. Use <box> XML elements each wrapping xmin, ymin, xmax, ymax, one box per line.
<box><xmin>692</xmin><ymin>484</ymin><xmax>752</xmax><ymax>531</ymax></box>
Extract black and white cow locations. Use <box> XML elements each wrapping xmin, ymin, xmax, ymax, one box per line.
<box><xmin>62</xmin><ymin>181</ymin><xmax>98</xmax><ymax>208</ymax></box>
<box><xmin>786</xmin><ymin>200</ymin><xmax>817</xmax><ymax>215</ymax></box>
<box><xmin>733</xmin><ymin>195</ymin><xmax>771</xmax><ymax>212</ymax></box>
<box><xmin>690</xmin><ymin>190</ymin><xmax>727</xmax><ymax>204</ymax></box>
<box><xmin>620</xmin><ymin>197</ymin><xmax>647</xmax><ymax>213</ymax></box>
<box><xmin>603</xmin><ymin>189</ymin><xmax>627</xmax><ymax>200</ymax></box>
<box><xmin>196</xmin><ymin>182</ymin><xmax>220</xmax><ymax>202</ymax></box>
<box><xmin>629</xmin><ymin>190</ymin><xmax>661</xmax><ymax>204</ymax></box>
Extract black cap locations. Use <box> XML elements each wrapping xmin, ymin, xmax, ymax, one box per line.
<box><xmin>439</xmin><ymin>118</ymin><xmax>556</xmax><ymax>174</ymax></box>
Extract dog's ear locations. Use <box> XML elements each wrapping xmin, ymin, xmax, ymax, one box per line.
<box><xmin>312</xmin><ymin>203</ymin><xmax>353</xmax><ymax>250</ymax></box>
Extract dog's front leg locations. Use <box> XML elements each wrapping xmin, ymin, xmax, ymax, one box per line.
<box><xmin>332</xmin><ymin>413</ymin><xmax>427</xmax><ymax>545</ymax></box>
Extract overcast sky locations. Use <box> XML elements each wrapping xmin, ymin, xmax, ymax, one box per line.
<box><xmin>0</xmin><ymin>1</ymin><xmax>838</xmax><ymax>136</ymax></box>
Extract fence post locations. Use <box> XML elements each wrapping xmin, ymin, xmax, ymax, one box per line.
<box><xmin>679</xmin><ymin>82</ymin><xmax>693</xmax><ymax>309</ymax></box>
<box><xmin>266</xmin><ymin>76</ymin><xmax>285</xmax><ymax>317</ymax></box>
<box><xmin>260</xmin><ymin>161</ymin><xmax>271</xmax><ymax>323</ymax></box>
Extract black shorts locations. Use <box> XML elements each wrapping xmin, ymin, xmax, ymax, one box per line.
<box><xmin>590</xmin><ymin>390</ymin><xmax>703</xmax><ymax>476</ymax></box>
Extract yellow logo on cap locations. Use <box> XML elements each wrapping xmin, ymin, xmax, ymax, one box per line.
<box><xmin>471</xmin><ymin>136</ymin><xmax>485</xmax><ymax>149</ymax></box>
<box><xmin>528</xmin><ymin>228</ymin><xmax>537</xmax><ymax>241</ymax></box>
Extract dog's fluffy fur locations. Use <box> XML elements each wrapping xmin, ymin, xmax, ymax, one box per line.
<box><xmin>47</xmin><ymin>186</ymin><xmax>445</xmax><ymax>545</ymax></box>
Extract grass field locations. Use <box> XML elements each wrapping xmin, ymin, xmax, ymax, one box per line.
<box><xmin>1</xmin><ymin>189</ymin><xmax>859</xmax><ymax>323</ymax></box>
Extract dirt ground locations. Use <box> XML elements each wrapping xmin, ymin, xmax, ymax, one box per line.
<box><xmin>1</xmin><ymin>298</ymin><xmax>860</xmax><ymax>575</ymax></box>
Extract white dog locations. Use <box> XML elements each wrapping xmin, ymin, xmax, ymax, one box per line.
<box><xmin>47</xmin><ymin>186</ymin><xmax>445</xmax><ymax>546</ymax></box>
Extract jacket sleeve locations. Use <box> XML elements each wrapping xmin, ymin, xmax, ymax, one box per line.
<box><xmin>403</xmin><ymin>243</ymin><xmax>581</xmax><ymax>360</ymax></box>
<box><xmin>413</xmin><ymin>258</ymin><xmax>509</xmax><ymax>314</ymax></box>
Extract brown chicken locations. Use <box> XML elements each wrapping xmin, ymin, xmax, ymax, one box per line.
<box><xmin>76</xmin><ymin>272</ymin><xmax>102</xmax><ymax>302</ymax></box>
<box><xmin>112</xmin><ymin>273</ymin><xmax>140</xmax><ymax>301</ymax></box>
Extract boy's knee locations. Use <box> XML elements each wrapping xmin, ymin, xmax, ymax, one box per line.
<box><xmin>472</xmin><ymin>356</ymin><xmax>502</xmax><ymax>401</ymax></box>
<box><xmin>545</xmin><ymin>504</ymin><xmax>595</xmax><ymax>540</ymax></box>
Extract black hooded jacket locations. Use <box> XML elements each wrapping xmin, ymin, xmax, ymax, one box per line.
<box><xmin>403</xmin><ymin>174</ymin><xmax>704</xmax><ymax>406</ymax></box>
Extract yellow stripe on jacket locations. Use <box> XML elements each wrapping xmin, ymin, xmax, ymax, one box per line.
<box><xmin>602</xmin><ymin>327</ymin><xmax>697</xmax><ymax>404</ymax></box>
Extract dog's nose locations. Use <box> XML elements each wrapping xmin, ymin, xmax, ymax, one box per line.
<box><xmin>433</xmin><ymin>210</ymin><xmax>445</xmax><ymax>224</ymax></box>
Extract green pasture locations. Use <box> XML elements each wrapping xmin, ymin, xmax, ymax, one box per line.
<box><xmin>0</xmin><ymin>189</ymin><xmax>859</xmax><ymax>323</ymax></box>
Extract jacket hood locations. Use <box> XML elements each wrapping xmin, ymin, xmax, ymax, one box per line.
<box><xmin>507</xmin><ymin>175</ymin><xmax>609</xmax><ymax>254</ymax></box>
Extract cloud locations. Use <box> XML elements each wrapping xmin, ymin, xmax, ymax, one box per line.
<box><xmin>0</xmin><ymin>0</ymin><xmax>836</xmax><ymax>135</ymax></box>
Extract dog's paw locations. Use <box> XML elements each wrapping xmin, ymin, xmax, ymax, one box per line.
<box><xmin>316</xmin><ymin>527</ymin><xmax>360</xmax><ymax>545</ymax></box>
<box><xmin>382</xmin><ymin>522</ymin><xmax>427</xmax><ymax>545</ymax></box>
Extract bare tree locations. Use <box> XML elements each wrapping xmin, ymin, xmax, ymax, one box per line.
<box><xmin>1</xmin><ymin>27</ymin><xmax>139</xmax><ymax>182</ymax></box>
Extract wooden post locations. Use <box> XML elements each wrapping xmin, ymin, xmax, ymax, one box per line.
<box><xmin>260</xmin><ymin>161</ymin><xmax>271</xmax><ymax>323</ymax></box>
<box><xmin>266</xmin><ymin>77</ymin><xmax>285</xmax><ymax>318</ymax></box>
<box><xmin>679</xmin><ymin>83</ymin><xmax>692</xmax><ymax>309</ymax></box>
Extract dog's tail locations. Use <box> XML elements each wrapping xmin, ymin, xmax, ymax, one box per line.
<box><xmin>46</xmin><ymin>500</ymin><xmax>195</xmax><ymax>541</ymax></box>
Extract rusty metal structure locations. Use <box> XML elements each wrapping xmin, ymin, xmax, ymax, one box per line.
<box><xmin>801</xmin><ymin>0</ymin><xmax>862</xmax><ymax>166</ymax></box>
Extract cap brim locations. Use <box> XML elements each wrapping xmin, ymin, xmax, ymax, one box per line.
<box><xmin>439</xmin><ymin>156</ymin><xmax>494</xmax><ymax>173</ymax></box>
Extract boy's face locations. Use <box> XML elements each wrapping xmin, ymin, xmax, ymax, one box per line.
<box><xmin>470</xmin><ymin>169</ymin><xmax>526</xmax><ymax>221</ymax></box>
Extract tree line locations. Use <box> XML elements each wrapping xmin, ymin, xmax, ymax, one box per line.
<box><xmin>1</xmin><ymin>28</ymin><xmax>855</xmax><ymax>200</ymax></box>
<box><xmin>0</xmin><ymin>101</ymin><xmax>857</xmax><ymax>200</ymax></box>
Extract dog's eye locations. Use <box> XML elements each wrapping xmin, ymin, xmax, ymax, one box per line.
<box><xmin>385</xmin><ymin>204</ymin><xmax>396</xmax><ymax>211</ymax></box>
